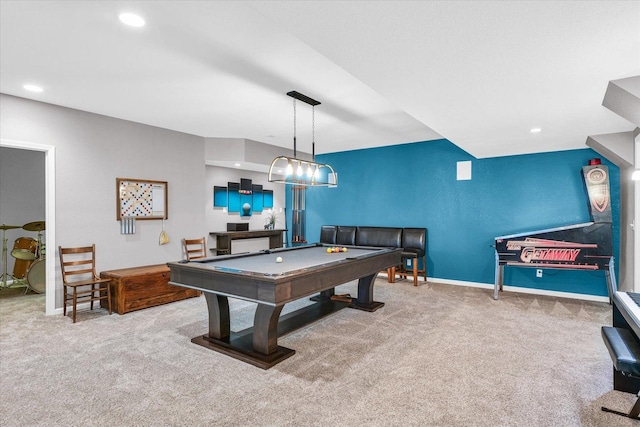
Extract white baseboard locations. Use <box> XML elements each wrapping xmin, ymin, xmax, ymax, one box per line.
<box><xmin>381</xmin><ymin>273</ymin><xmax>609</xmax><ymax>303</ymax></box>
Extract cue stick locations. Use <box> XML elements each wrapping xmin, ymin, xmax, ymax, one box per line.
<box><xmin>283</xmin><ymin>207</ymin><xmax>288</xmax><ymax>247</ymax></box>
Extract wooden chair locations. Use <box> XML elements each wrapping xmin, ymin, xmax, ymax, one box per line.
<box><xmin>183</xmin><ymin>237</ymin><xmax>207</xmax><ymax>260</ymax></box>
<box><xmin>58</xmin><ymin>244</ymin><xmax>112</xmax><ymax>323</ymax></box>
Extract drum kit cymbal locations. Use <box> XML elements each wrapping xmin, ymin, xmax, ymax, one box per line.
<box><xmin>0</xmin><ymin>224</ymin><xmax>22</xmax><ymax>231</ymax></box>
<box><xmin>22</xmin><ymin>221</ymin><xmax>46</xmax><ymax>232</ymax></box>
<box><xmin>0</xmin><ymin>221</ymin><xmax>46</xmax><ymax>293</ymax></box>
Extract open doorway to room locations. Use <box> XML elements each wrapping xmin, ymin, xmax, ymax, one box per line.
<box><xmin>0</xmin><ymin>139</ymin><xmax>56</xmax><ymax>315</ymax></box>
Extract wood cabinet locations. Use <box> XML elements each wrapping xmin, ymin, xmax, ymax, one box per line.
<box><xmin>100</xmin><ymin>264</ymin><xmax>200</xmax><ymax>314</ymax></box>
<box><xmin>209</xmin><ymin>229</ymin><xmax>286</xmax><ymax>255</ymax></box>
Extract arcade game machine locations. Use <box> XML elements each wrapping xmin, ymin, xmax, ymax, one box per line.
<box><xmin>494</xmin><ymin>159</ymin><xmax>616</xmax><ymax>300</ymax></box>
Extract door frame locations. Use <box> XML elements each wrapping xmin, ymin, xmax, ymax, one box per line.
<box><xmin>1</xmin><ymin>138</ymin><xmax>56</xmax><ymax>315</ymax></box>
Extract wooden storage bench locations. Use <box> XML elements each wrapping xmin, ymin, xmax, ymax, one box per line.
<box><xmin>100</xmin><ymin>264</ymin><xmax>200</xmax><ymax>314</ymax></box>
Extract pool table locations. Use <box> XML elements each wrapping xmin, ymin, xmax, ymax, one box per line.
<box><xmin>167</xmin><ymin>243</ymin><xmax>401</xmax><ymax>369</ymax></box>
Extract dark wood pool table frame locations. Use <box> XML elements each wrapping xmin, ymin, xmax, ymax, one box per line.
<box><xmin>167</xmin><ymin>244</ymin><xmax>401</xmax><ymax>369</ymax></box>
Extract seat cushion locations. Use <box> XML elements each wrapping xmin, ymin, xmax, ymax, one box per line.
<box><xmin>401</xmin><ymin>249</ymin><xmax>425</xmax><ymax>257</ymax></box>
<box><xmin>602</xmin><ymin>326</ymin><xmax>640</xmax><ymax>377</ymax></box>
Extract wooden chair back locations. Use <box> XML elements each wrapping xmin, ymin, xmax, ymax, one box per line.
<box><xmin>183</xmin><ymin>237</ymin><xmax>207</xmax><ymax>261</ymax></box>
<box><xmin>59</xmin><ymin>244</ymin><xmax>100</xmax><ymax>284</ymax></box>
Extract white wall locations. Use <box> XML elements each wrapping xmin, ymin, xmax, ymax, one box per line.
<box><xmin>0</xmin><ymin>147</ymin><xmax>45</xmax><ymax>275</ymax></box>
<box><xmin>0</xmin><ymin>94</ymin><xmax>207</xmax><ymax>309</ymax></box>
<box><xmin>204</xmin><ymin>165</ymin><xmax>286</xmax><ymax>251</ymax></box>
<box><xmin>635</xmin><ymin>132</ymin><xmax>639</xmax><ymax>290</ymax></box>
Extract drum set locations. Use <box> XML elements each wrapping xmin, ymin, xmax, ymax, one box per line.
<box><xmin>0</xmin><ymin>221</ymin><xmax>46</xmax><ymax>293</ymax></box>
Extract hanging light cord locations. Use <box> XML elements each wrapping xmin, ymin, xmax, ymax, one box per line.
<box><xmin>293</xmin><ymin>98</ymin><xmax>297</xmax><ymax>158</ymax></box>
<box><xmin>312</xmin><ymin>105</ymin><xmax>315</xmax><ymax>161</ymax></box>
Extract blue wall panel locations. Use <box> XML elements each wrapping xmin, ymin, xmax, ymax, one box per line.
<box><xmin>213</xmin><ymin>186</ymin><xmax>227</xmax><ymax>207</ymax></box>
<box><xmin>240</xmin><ymin>193</ymin><xmax>252</xmax><ymax>216</ymax></box>
<box><xmin>252</xmin><ymin>184</ymin><xmax>264</xmax><ymax>212</ymax></box>
<box><xmin>304</xmin><ymin>140</ymin><xmax>619</xmax><ymax>297</ymax></box>
<box><xmin>264</xmin><ymin>190</ymin><xmax>274</xmax><ymax>208</ymax></box>
<box><xmin>228</xmin><ymin>182</ymin><xmax>240</xmax><ymax>213</ymax></box>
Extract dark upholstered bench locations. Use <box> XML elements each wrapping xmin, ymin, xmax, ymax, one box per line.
<box><xmin>601</xmin><ymin>326</ymin><xmax>640</xmax><ymax>419</ymax></box>
<box><xmin>320</xmin><ymin>225</ymin><xmax>427</xmax><ymax>286</ymax></box>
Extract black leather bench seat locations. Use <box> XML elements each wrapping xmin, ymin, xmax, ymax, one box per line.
<box><xmin>319</xmin><ymin>225</ymin><xmax>427</xmax><ymax>286</ymax></box>
<box><xmin>602</xmin><ymin>326</ymin><xmax>640</xmax><ymax>377</ymax></box>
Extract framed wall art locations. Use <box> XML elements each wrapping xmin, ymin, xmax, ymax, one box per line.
<box><xmin>116</xmin><ymin>178</ymin><xmax>168</xmax><ymax>220</ymax></box>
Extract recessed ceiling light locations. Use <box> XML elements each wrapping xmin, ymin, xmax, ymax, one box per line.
<box><xmin>234</xmin><ymin>163</ymin><xmax>241</xmax><ymax>167</ymax></box>
<box><xmin>23</xmin><ymin>84</ymin><xmax>43</xmax><ymax>93</ymax></box>
<box><xmin>530</xmin><ymin>128</ymin><xmax>542</xmax><ymax>133</ymax></box>
<box><xmin>119</xmin><ymin>13</ymin><xmax>145</xmax><ymax>27</ymax></box>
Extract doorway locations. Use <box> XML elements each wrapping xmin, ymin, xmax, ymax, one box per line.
<box><xmin>0</xmin><ymin>139</ymin><xmax>56</xmax><ymax>315</ymax></box>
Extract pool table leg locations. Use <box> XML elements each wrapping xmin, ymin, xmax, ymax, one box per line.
<box><xmin>203</xmin><ymin>293</ymin><xmax>285</xmax><ymax>355</ymax></box>
<box><xmin>204</xmin><ymin>293</ymin><xmax>230</xmax><ymax>341</ymax></box>
<box><xmin>193</xmin><ymin>295</ymin><xmax>295</xmax><ymax>369</ymax></box>
<box><xmin>253</xmin><ymin>304</ymin><xmax>285</xmax><ymax>355</ymax></box>
<box><xmin>350</xmin><ymin>272</ymin><xmax>385</xmax><ymax>312</ymax></box>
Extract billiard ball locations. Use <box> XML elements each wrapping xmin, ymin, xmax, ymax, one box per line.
<box><xmin>327</xmin><ymin>248</ymin><xmax>332</xmax><ymax>253</ymax></box>
<box><xmin>276</xmin><ymin>256</ymin><xmax>283</xmax><ymax>263</ymax></box>
<box><xmin>342</xmin><ymin>247</ymin><xmax>347</xmax><ymax>252</ymax></box>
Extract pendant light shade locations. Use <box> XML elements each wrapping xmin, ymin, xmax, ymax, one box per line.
<box><xmin>268</xmin><ymin>91</ymin><xmax>338</xmax><ymax>187</ymax></box>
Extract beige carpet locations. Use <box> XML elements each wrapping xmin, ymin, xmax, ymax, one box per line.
<box><xmin>0</xmin><ymin>279</ymin><xmax>636</xmax><ymax>426</ymax></box>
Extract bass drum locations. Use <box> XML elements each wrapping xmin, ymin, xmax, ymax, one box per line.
<box><xmin>27</xmin><ymin>259</ymin><xmax>46</xmax><ymax>294</ymax></box>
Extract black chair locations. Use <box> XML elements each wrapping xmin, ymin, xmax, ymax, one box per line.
<box><xmin>396</xmin><ymin>228</ymin><xmax>427</xmax><ymax>286</ymax></box>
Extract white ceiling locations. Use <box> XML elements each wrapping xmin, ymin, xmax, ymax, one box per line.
<box><xmin>1</xmin><ymin>1</ymin><xmax>638</xmax><ymax>159</ymax></box>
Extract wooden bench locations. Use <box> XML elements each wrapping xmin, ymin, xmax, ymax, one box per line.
<box><xmin>601</xmin><ymin>326</ymin><xmax>640</xmax><ymax>419</ymax></box>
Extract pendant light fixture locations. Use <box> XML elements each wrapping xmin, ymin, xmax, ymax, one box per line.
<box><xmin>268</xmin><ymin>91</ymin><xmax>337</xmax><ymax>187</ymax></box>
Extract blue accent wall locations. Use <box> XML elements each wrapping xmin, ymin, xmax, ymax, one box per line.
<box><xmin>301</xmin><ymin>139</ymin><xmax>619</xmax><ymax>297</ymax></box>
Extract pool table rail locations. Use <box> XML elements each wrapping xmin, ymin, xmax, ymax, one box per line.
<box><xmin>168</xmin><ymin>244</ymin><xmax>400</xmax><ymax>306</ymax></box>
